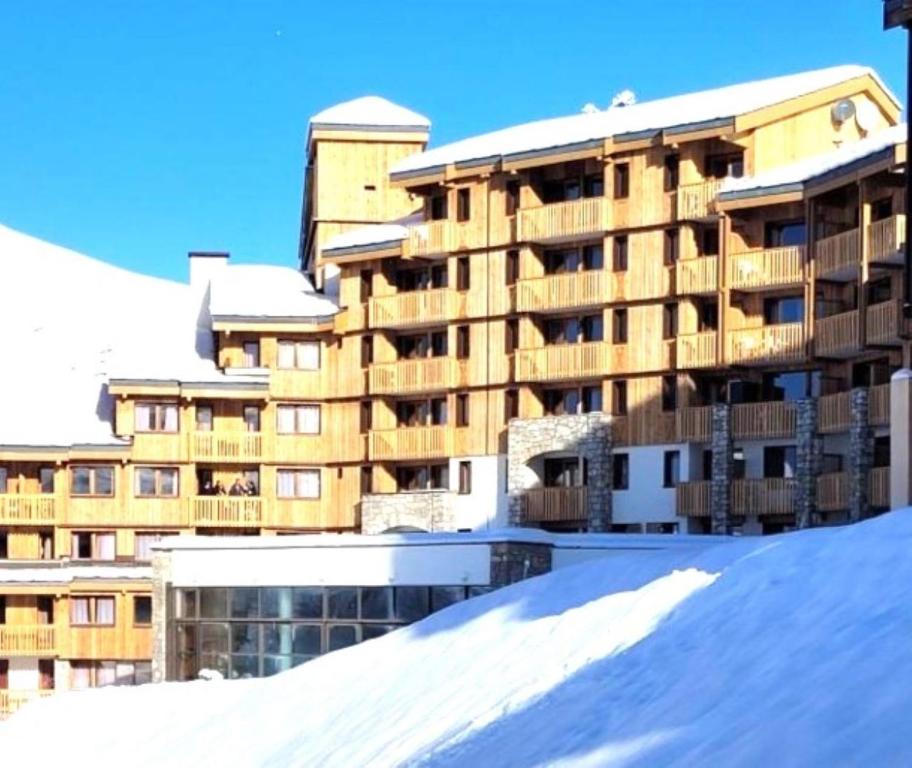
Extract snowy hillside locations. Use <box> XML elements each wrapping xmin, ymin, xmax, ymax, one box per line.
<box><xmin>3</xmin><ymin>513</ymin><xmax>912</xmax><ymax>766</ymax></box>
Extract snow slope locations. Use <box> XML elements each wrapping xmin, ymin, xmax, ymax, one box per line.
<box><xmin>3</xmin><ymin>512</ymin><xmax>912</xmax><ymax>766</ymax></box>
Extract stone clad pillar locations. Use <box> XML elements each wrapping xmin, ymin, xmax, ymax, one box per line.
<box><xmin>710</xmin><ymin>403</ymin><xmax>732</xmax><ymax>534</ymax></box>
<box><xmin>848</xmin><ymin>387</ymin><xmax>873</xmax><ymax>523</ymax></box>
<box><xmin>889</xmin><ymin>369</ymin><xmax>912</xmax><ymax>510</ymax></box>
<box><xmin>586</xmin><ymin>416</ymin><xmax>613</xmax><ymax>532</ymax></box>
<box><xmin>795</xmin><ymin>397</ymin><xmax>821</xmax><ymax>529</ymax></box>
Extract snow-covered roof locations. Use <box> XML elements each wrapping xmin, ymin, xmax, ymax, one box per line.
<box><xmin>208</xmin><ymin>264</ymin><xmax>338</xmax><ymax>321</ymax></box>
<box><xmin>0</xmin><ymin>564</ymin><xmax>151</xmax><ymax>584</ymax></box>
<box><xmin>310</xmin><ymin>96</ymin><xmax>430</xmax><ymax>130</ymax></box>
<box><xmin>322</xmin><ymin>213</ymin><xmax>425</xmax><ymax>254</ymax></box>
<box><xmin>720</xmin><ymin>123</ymin><xmax>907</xmax><ymax>200</ymax></box>
<box><xmin>0</xmin><ymin>224</ymin><xmax>219</xmax><ymax>448</ymax></box>
<box><xmin>392</xmin><ymin>65</ymin><xmax>897</xmax><ymax>177</ymax></box>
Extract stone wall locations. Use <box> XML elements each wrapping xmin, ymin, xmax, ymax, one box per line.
<box><xmin>849</xmin><ymin>387</ymin><xmax>873</xmax><ymax>523</ymax></box>
<box><xmin>489</xmin><ymin>542</ymin><xmax>553</xmax><ymax>586</ymax></box>
<box><xmin>150</xmin><ymin>550</ymin><xmax>171</xmax><ymax>683</ymax></box>
<box><xmin>360</xmin><ymin>490</ymin><xmax>457</xmax><ymax>534</ymax></box>
<box><xmin>795</xmin><ymin>398</ymin><xmax>822</xmax><ymax>529</ymax></box>
<box><xmin>710</xmin><ymin>404</ymin><xmax>732</xmax><ymax>534</ymax></box>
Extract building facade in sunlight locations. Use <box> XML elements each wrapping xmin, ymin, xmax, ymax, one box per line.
<box><xmin>0</xmin><ymin>64</ymin><xmax>909</xmax><ymax>712</ymax></box>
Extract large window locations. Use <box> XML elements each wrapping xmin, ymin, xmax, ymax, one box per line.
<box><xmin>70</xmin><ymin>595</ymin><xmax>115</xmax><ymax>626</ymax></box>
<box><xmin>763</xmin><ymin>295</ymin><xmax>804</xmax><ymax>325</ymax></box>
<box><xmin>544</xmin><ymin>314</ymin><xmax>603</xmax><ymax>345</ymax></box>
<box><xmin>276</xmin><ymin>404</ymin><xmax>321</xmax><ymax>435</ymax></box>
<box><xmin>135</xmin><ymin>467</ymin><xmax>179</xmax><ymax>497</ymax></box>
<box><xmin>72</xmin><ymin>532</ymin><xmax>115</xmax><ymax>561</ymax></box>
<box><xmin>543</xmin><ymin>245</ymin><xmax>602</xmax><ymax>275</ymax></box>
<box><xmin>396</xmin><ymin>331</ymin><xmax>447</xmax><ymax>359</ymax></box>
<box><xmin>70</xmin><ymin>466</ymin><xmax>115</xmax><ymax>497</ymax></box>
<box><xmin>396</xmin><ymin>464</ymin><xmax>449</xmax><ymax>491</ymax></box>
<box><xmin>277</xmin><ymin>469</ymin><xmax>321</xmax><ymax>499</ymax></box>
<box><xmin>613</xmin><ymin>453</ymin><xmax>630</xmax><ymax>490</ymax></box>
<box><xmin>135</xmin><ymin>403</ymin><xmax>179</xmax><ymax>433</ymax></box>
<box><xmin>543</xmin><ymin>386</ymin><xmax>602</xmax><ymax>415</ymax></box>
<box><xmin>663</xmin><ymin>451</ymin><xmax>681</xmax><ymax>488</ymax></box>
<box><xmin>396</xmin><ymin>399</ymin><xmax>447</xmax><ymax>427</ymax></box>
<box><xmin>71</xmin><ymin>661</ymin><xmax>151</xmax><ymax>689</ymax></box>
<box><xmin>277</xmin><ymin>340</ymin><xmax>320</xmax><ymax>371</ymax></box>
<box><xmin>544</xmin><ymin>457</ymin><xmax>587</xmax><ymax>488</ymax></box>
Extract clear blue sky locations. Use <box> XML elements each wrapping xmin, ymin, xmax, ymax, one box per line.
<box><xmin>0</xmin><ymin>0</ymin><xmax>906</xmax><ymax>282</ymax></box>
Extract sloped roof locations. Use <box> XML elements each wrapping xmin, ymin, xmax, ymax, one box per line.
<box><xmin>208</xmin><ymin>264</ymin><xmax>338</xmax><ymax>320</ymax></box>
<box><xmin>310</xmin><ymin>96</ymin><xmax>430</xmax><ymax>129</ymax></box>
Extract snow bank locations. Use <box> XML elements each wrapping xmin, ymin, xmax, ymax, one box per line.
<box><xmin>3</xmin><ymin>512</ymin><xmax>912</xmax><ymax>766</ymax></box>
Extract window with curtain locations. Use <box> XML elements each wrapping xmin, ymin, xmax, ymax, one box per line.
<box><xmin>134</xmin><ymin>467</ymin><xmax>179</xmax><ymax>497</ymax></box>
<box><xmin>195</xmin><ymin>405</ymin><xmax>213</xmax><ymax>432</ymax></box>
<box><xmin>243</xmin><ymin>406</ymin><xmax>261</xmax><ymax>432</ymax></box>
<box><xmin>135</xmin><ymin>532</ymin><xmax>172</xmax><ymax>561</ymax></box>
<box><xmin>242</xmin><ymin>341</ymin><xmax>260</xmax><ymax>367</ymax></box>
<box><xmin>70</xmin><ymin>596</ymin><xmax>115</xmax><ymax>626</ymax></box>
<box><xmin>71</xmin><ymin>532</ymin><xmax>115</xmax><ymax>561</ymax></box>
<box><xmin>276</xmin><ymin>405</ymin><xmax>320</xmax><ymax>435</ymax></box>
<box><xmin>277</xmin><ymin>340</ymin><xmax>320</xmax><ymax>370</ymax></box>
<box><xmin>277</xmin><ymin>469</ymin><xmax>320</xmax><ymax>499</ymax></box>
<box><xmin>70</xmin><ymin>466</ymin><xmax>115</xmax><ymax>496</ymax></box>
<box><xmin>135</xmin><ymin>403</ymin><xmax>179</xmax><ymax>432</ymax></box>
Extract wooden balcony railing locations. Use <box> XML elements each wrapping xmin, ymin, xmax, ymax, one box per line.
<box><xmin>866</xmin><ymin>299</ymin><xmax>904</xmax><ymax>346</ymax></box>
<box><xmin>368</xmin><ymin>288</ymin><xmax>460</xmax><ymax>329</ymax></box>
<box><xmin>405</xmin><ymin>221</ymin><xmax>453</xmax><ymax>258</ymax></box>
<box><xmin>0</xmin><ymin>689</ymin><xmax>55</xmax><ymax>719</ymax></box>
<box><xmin>676</xmin><ymin>481</ymin><xmax>711</xmax><ymax>517</ymax></box>
<box><xmin>732</xmin><ymin>401</ymin><xmax>796</xmax><ymax>439</ymax></box>
<box><xmin>818</xmin><ymin>391</ymin><xmax>851</xmax><ymax>433</ymax></box>
<box><xmin>0</xmin><ymin>494</ymin><xmax>57</xmax><ymax>525</ymax></box>
<box><xmin>675</xmin><ymin>256</ymin><xmax>717</xmax><ymax>295</ymax></box>
<box><xmin>815</xmin><ymin>310</ymin><xmax>861</xmax><ymax>357</ymax></box>
<box><xmin>521</xmin><ymin>486</ymin><xmax>588</xmax><ymax>523</ymax></box>
<box><xmin>815</xmin><ymin>229</ymin><xmax>859</xmax><ymax>279</ymax></box>
<box><xmin>191</xmin><ymin>432</ymin><xmax>264</xmax><ymax>462</ymax></box>
<box><xmin>516</xmin><ymin>270</ymin><xmax>608</xmax><ymax>312</ymax></box>
<box><xmin>191</xmin><ymin>496</ymin><xmax>264</xmax><ymax>527</ymax></box>
<box><xmin>676</xmin><ymin>332</ymin><xmax>718</xmax><ymax>369</ymax></box>
<box><xmin>516</xmin><ymin>197</ymin><xmax>609</xmax><ymax>243</ymax></box>
<box><xmin>727</xmin><ymin>323</ymin><xmax>804</xmax><ymax>365</ymax></box>
<box><xmin>0</xmin><ymin>625</ymin><xmax>57</xmax><ymax>656</ymax></box>
<box><xmin>728</xmin><ymin>246</ymin><xmax>804</xmax><ymax>290</ymax></box>
<box><xmin>871</xmin><ymin>467</ymin><xmax>890</xmax><ymax>508</ymax></box>
<box><xmin>870</xmin><ymin>384</ymin><xmax>890</xmax><ymax>426</ymax></box>
<box><xmin>369</xmin><ymin>357</ymin><xmax>460</xmax><ymax>395</ymax></box>
<box><xmin>676</xmin><ymin>406</ymin><xmax>712</xmax><ymax>442</ymax></box>
<box><xmin>515</xmin><ymin>342</ymin><xmax>608</xmax><ymax>382</ymax></box>
<box><xmin>731</xmin><ymin>478</ymin><xmax>796</xmax><ymax>516</ymax></box>
<box><xmin>368</xmin><ymin>426</ymin><xmax>451</xmax><ymax>461</ymax></box>
<box><xmin>868</xmin><ymin>214</ymin><xmax>905</xmax><ymax>265</ymax></box>
<box><xmin>817</xmin><ymin>472</ymin><xmax>849</xmax><ymax>512</ymax></box>
<box><xmin>676</xmin><ymin>180</ymin><xmax>722</xmax><ymax>220</ymax></box>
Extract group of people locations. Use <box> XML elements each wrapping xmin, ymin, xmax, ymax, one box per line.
<box><xmin>200</xmin><ymin>477</ymin><xmax>258</xmax><ymax>497</ymax></box>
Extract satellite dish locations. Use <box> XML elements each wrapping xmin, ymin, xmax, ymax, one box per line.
<box><xmin>855</xmin><ymin>100</ymin><xmax>878</xmax><ymax>134</ymax></box>
<box><xmin>831</xmin><ymin>99</ymin><xmax>856</xmax><ymax>126</ymax></box>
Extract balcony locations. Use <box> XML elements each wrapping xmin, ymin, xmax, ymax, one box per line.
<box><xmin>368</xmin><ymin>289</ymin><xmax>461</xmax><ymax>330</ymax></box>
<box><xmin>369</xmin><ymin>357</ymin><xmax>462</xmax><ymax>395</ymax></box>
<box><xmin>0</xmin><ymin>494</ymin><xmax>58</xmax><ymax>525</ymax></box>
<box><xmin>818</xmin><ymin>391</ymin><xmax>851</xmax><ymax>433</ymax></box>
<box><xmin>815</xmin><ymin>310</ymin><xmax>861</xmax><ymax>358</ymax></box>
<box><xmin>515</xmin><ymin>342</ymin><xmax>608</xmax><ymax>382</ymax></box>
<box><xmin>866</xmin><ymin>299</ymin><xmax>905</xmax><ymax>346</ymax></box>
<box><xmin>870</xmin><ymin>384</ymin><xmax>891</xmax><ymax>426</ymax></box>
<box><xmin>871</xmin><ymin>467</ymin><xmax>890</xmax><ymax>508</ymax></box>
<box><xmin>516</xmin><ymin>197</ymin><xmax>609</xmax><ymax>243</ymax></box>
<box><xmin>815</xmin><ymin>229</ymin><xmax>859</xmax><ymax>281</ymax></box>
<box><xmin>405</xmin><ymin>221</ymin><xmax>453</xmax><ymax>258</ymax></box>
<box><xmin>731</xmin><ymin>478</ymin><xmax>796</xmax><ymax>516</ymax></box>
<box><xmin>676</xmin><ymin>481</ymin><xmax>711</xmax><ymax>517</ymax></box>
<box><xmin>0</xmin><ymin>690</ymin><xmax>55</xmax><ymax>719</ymax></box>
<box><xmin>676</xmin><ymin>406</ymin><xmax>712</xmax><ymax>442</ymax></box>
<box><xmin>516</xmin><ymin>270</ymin><xmax>608</xmax><ymax>313</ymax></box>
<box><xmin>728</xmin><ymin>246</ymin><xmax>804</xmax><ymax>291</ymax></box>
<box><xmin>0</xmin><ymin>625</ymin><xmax>57</xmax><ymax>656</ymax></box>
<box><xmin>676</xmin><ymin>332</ymin><xmax>718</xmax><ymax>369</ymax></box>
<box><xmin>369</xmin><ymin>426</ymin><xmax>452</xmax><ymax>461</ymax></box>
<box><xmin>191</xmin><ymin>432</ymin><xmax>264</xmax><ymax>463</ymax></box>
<box><xmin>727</xmin><ymin>323</ymin><xmax>805</xmax><ymax>366</ymax></box>
<box><xmin>130</xmin><ymin>432</ymin><xmax>186</xmax><ymax>462</ymax></box>
<box><xmin>675</xmin><ymin>256</ymin><xmax>717</xmax><ymax>295</ymax></box>
<box><xmin>817</xmin><ymin>472</ymin><xmax>848</xmax><ymax>512</ymax></box>
<box><xmin>520</xmin><ymin>486</ymin><xmax>588</xmax><ymax>524</ymax></box>
<box><xmin>676</xmin><ymin>180</ymin><xmax>722</xmax><ymax>220</ymax></box>
<box><xmin>731</xmin><ymin>401</ymin><xmax>796</xmax><ymax>439</ymax></box>
<box><xmin>868</xmin><ymin>214</ymin><xmax>905</xmax><ymax>266</ymax></box>
<box><xmin>191</xmin><ymin>496</ymin><xmax>264</xmax><ymax>527</ymax></box>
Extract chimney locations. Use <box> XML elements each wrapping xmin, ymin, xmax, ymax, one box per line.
<box><xmin>188</xmin><ymin>251</ymin><xmax>229</xmax><ymax>289</ymax></box>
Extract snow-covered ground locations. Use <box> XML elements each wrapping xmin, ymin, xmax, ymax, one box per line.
<box><xmin>3</xmin><ymin>512</ymin><xmax>912</xmax><ymax>766</ymax></box>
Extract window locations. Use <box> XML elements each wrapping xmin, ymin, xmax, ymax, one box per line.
<box><xmin>543</xmin><ymin>386</ymin><xmax>602</xmax><ymax>415</ymax></box>
<box><xmin>360</xmin><ymin>466</ymin><xmax>373</xmax><ymax>495</ymax></box>
<box><xmin>544</xmin><ymin>457</ymin><xmax>586</xmax><ymax>488</ymax></box>
<box><xmin>0</xmin><ymin>532</ymin><xmax>6</xmax><ymax>559</ymax></box>
<box><xmin>505</xmin><ymin>318</ymin><xmax>519</xmax><ymax>354</ymax></box>
<box><xmin>765</xmin><ymin>220</ymin><xmax>806</xmax><ymax>248</ymax></box>
<box><xmin>733</xmin><ymin>448</ymin><xmax>746</xmax><ymax>480</ymax></box>
<box><xmin>277</xmin><ymin>404</ymin><xmax>321</xmax><ymax>435</ymax></box>
<box><xmin>134</xmin><ymin>596</ymin><xmax>153</xmax><ymax>625</ymax></box>
<box><xmin>135</xmin><ymin>467</ymin><xmax>179</xmax><ymax>497</ymax></box>
<box><xmin>584</xmin><ymin>173</ymin><xmax>604</xmax><ymax>198</ymax></box>
<box><xmin>458</xmin><ymin>461</ymin><xmax>472</xmax><ymax>494</ymax></box>
<box><xmin>612</xmin><ymin>236</ymin><xmax>628</xmax><ymax>272</ymax></box>
<box><xmin>39</xmin><ymin>467</ymin><xmax>54</xmax><ymax>494</ymax></box>
<box><xmin>70</xmin><ymin>596</ymin><xmax>115</xmax><ymax>626</ymax></box>
<box><xmin>763</xmin><ymin>446</ymin><xmax>796</xmax><ymax>479</ymax></box>
<box><xmin>706</xmin><ymin>152</ymin><xmax>744</xmax><ymax>179</ymax></box>
<box><xmin>545</xmin><ymin>314</ymin><xmax>602</xmax><ymax>345</ymax></box>
<box><xmin>613</xmin><ymin>454</ymin><xmax>629</xmax><ymax>490</ymax></box>
<box><xmin>456</xmin><ymin>325</ymin><xmax>470</xmax><ymax>358</ymax></box>
<box><xmin>505</xmin><ymin>180</ymin><xmax>521</xmax><ymax>216</ymax></box>
<box><xmin>613</xmin><ymin>309</ymin><xmax>628</xmax><ymax>344</ymax></box>
<box><xmin>70</xmin><ymin>660</ymin><xmax>149</xmax><ymax>689</ymax></box>
<box><xmin>582</xmin><ymin>385</ymin><xmax>603</xmax><ymax>413</ymax></box>
<box><xmin>396</xmin><ymin>399</ymin><xmax>447</xmax><ymax>427</ymax></box>
<box><xmin>277</xmin><ymin>469</ymin><xmax>321</xmax><ymax>499</ymax></box>
<box><xmin>663</xmin><ymin>451</ymin><xmax>681</xmax><ymax>488</ymax></box>
<box><xmin>135</xmin><ymin>403</ymin><xmax>179</xmax><ymax>433</ymax></box>
<box><xmin>359</xmin><ymin>269</ymin><xmax>373</xmax><ymax>301</ymax></box>
<box><xmin>242</xmin><ymin>341</ymin><xmax>260</xmax><ymax>368</ymax></box>
<box><xmin>583</xmin><ymin>244</ymin><xmax>603</xmax><ymax>270</ymax></box>
<box><xmin>613</xmin><ymin>163</ymin><xmax>630</xmax><ymax>199</ymax></box>
<box><xmin>700</xmin><ymin>227</ymin><xmax>719</xmax><ymax>257</ymax></box>
<box><xmin>663</xmin><ymin>229</ymin><xmax>679</xmax><ymax>265</ymax></box>
<box><xmin>457</xmin><ymin>257</ymin><xmax>471</xmax><ymax>290</ymax></box>
<box><xmin>663</xmin><ymin>304</ymin><xmax>678</xmax><ymax>340</ymax></box>
<box><xmin>361</xmin><ymin>335</ymin><xmax>373</xmax><ymax>367</ymax></box>
<box><xmin>243</xmin><ymin>406</ymin><xmax>260</xmax><ymax>433</ymax></box>
<box><xmin>505</xmin><ymin>389</ymin><xmax>519</xmax><ymax>420</ymax></box>
<box><xmin>430</xmin><ymin>192</ymin><xmax>448</xmax><ymax>220</ymax></box>
<box><xmin>612</xmin><ymin>380</ymin><xmax>627</xmax><ymax>416</ymax></box>
<box><xmin>867</xmin><ymin>277</ymin><xmax>893</xmax><ymax>305</ymax></box>
<box><xmin>135</xmin><ymin>532</ymin><xmax>172</xmax><ymax>562</ymax></box>
<box><xmin>396</xmin><ymin>464</ymin><xmax>449</xmax><ymax>491</ymax></box>
<box><xmin>456</xmin><ymin>394</ymin><xmax>469</xmax><ymax>427</ymax></box>
<box><xmin>396</xmin><ymin>331</ymin><xmax>447</xmax><ymax>359</ymax></box>
<box><xmin>874</xmin><ymin>435</ymin><xmax>890</xmax><ymax>468</ymax></box>
<box><xmin>277</xmin><ymin>340</ymin><xmax>320</xmax><ymax>370</ymax></box>
<box><xmin>456</xmin><ymin>189</ymin><xmax>471</xmax><ymax>222</ymax></box>
<box><xmin>505</xmin><ymin>250</ymin><xmax>519</xmax><ymax>285</ymax></box>
<box><xmin>195</xmin><ymin>404</ymin><xmax>213</xmax><ymax>432</ymax></box>
<box><xmin>664</xmin><ymin>154</ymin><xmax>679</xmax><ymax>192</ymax></box>
<box><xmin>0</xmin><ymin>467</ymin><xmax>5</xmax><ymax>493</ymax></box>
<box><xmin>359</xmin><ymin>401</ymin><xmax>372</xmax><ymax>434</ymax></box>
<box><xmin>662</xmin><ymin>375</ymin><xmax>677</xmax><ymax>412</ymax></box>
<box><xmin>70</xmin><ymin>466</ymin><xmax>115</xmax><ymax>497</ymax></box>
<box><xmin>698</xmin><ymin>300</ymin><xmax>719</xmax><ymax>331</ymax></box>
<box><xmin>763</xmin><ymin>296</ymin><xmax>804</xmax><ymax>325</ymax></box>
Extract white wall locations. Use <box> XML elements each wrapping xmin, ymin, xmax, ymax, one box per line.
<box><xmin>611</xmin><ymin>444</ymin><xmax>689</xmax><ymax>525</ymax></box>
<box><xmin>448</xmin><ymin>455</ymin><xmax>509</xmax><ymax>530</ymax></box>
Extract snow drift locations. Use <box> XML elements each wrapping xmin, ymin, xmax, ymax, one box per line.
<box><xmin>3</xmin><ymin>512</ymin><xmax>912</xmax><ymax>766</ymax></box>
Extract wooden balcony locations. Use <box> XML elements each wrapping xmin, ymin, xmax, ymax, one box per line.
<box><xmin>676</xmin><ymin>481</ymin><xmax>711</xmax><ymax>517</ymax></box>
<box><xmin>0</xmin><ymin>494</ymin><xmax>58</xmax><ymax>525</ymax></box>
<box><xmin>516</xmin><ymin>270</ymin><xmax>608</xmax><ymax>312</ymax></box>
<box><xmin>868</xmin><ymin>214</ymin><xmax>905</xmax><ymax>266</ymax></box>
<box><xmin>815</xmin><ymin>310</ymin><xmax>861</xmax><ymax>358</ymax></box>
<box><xmin>866</xmin><ymin>299</ymin><xmax>905</xmax><ymax>346</ymax></box>
<box><xmin>130</xmin><ymin>432</ymin><xmax>186</xmax><ymax>462</ymax></box>
<box><xmin>815</xmin><ymin>229</ymin><xmax>859</xmax><ymax>280</ymax></box>
<box><xmin>67</xmin><ymin>624</ymin><xmax>152</xmax><ymax>661</ymax></box>
<box><xmin>727</xmin><ymin>323</ymin><xmax>805</xmax><ymax>366</ymax></box>
<box><xmin>405</xmin><ymin>221</ymin><xmax>453</xmax><ymax>258</ymax></box>
<box><xmin>728</xmin><ymin>246</ymin><xmax>804</xmax><ymax>291</ymax></box>
<box><xmin>368</xmin><ymin>289</ymin><xmax>461</xmax><ymax>329</ymax></box>
<box><xmin>870</xmin><ymin>384</ymin><xmax>890</xmax><ymax>426</ymax></box>
<box><xmin>818</xmin><ymin>391</ymin><xmax>851</xmax><ymax>433</ymax></box>
<box><xmin>521</xmin><ymin>486</ymin><xmax>588</xmax><ymax>523</ymax></box>
<box><xmin>676</xmin><ymin>180</ymin><xmax>722</xmax><ymax>220</ymax></box>
<box><xmin>191</xmin><ymin>432</ymin><xmax>264</xmax><ymax>463</ymax></box>
<box><xmin>675</xmin><ymin>256</ymin><xmax>717</xmax><ymax>295</ymax></box>
<box><xmin>369</xmin><ymin>426</ymin><xmax>451</xmax><ymax>461</ymax></box>
<box><xmin>817</xmin><ymin>472</ymin><xmax>849</xmax><ymax>512</ymax></box>
<box><xmin>122</xmin><ymin>498</ymin><xmax>190</xmax><ymax>527</ymax></box>
<box><xmin>515</xmin><ymin>342</ymin><xmax>608</xmax><ymax>382</ymax></box>
<box><xmin>731</xmin><ymin>478</ymin><xmax>796</xmax><ymax>516</ymax></box>
<box><xmin>676</xmin><ymin>332</ymin><xmax>718</xmax><ymax>369</ymax></box>
<box><xmin>0</xmin><ymin>690</ymin><xmax>55</xmax><ymax>719</ymax></box>
<box><xmin>369</xmin><ymin>357</ymin><xmax>461</xmax><ymax>395</ymax></box>
<box><xmin>516</xmin><ymin>197</ymin><xmax>609</xmax><ymax>243</ymax></box>
<box><xmin>191</xmin><ymin>496</ymin><xmax>264</xmax><ymax>527</ymax></box>
<box><xmin>731</xmin><ymin>401</ymin><xmax>796</xmax><ymax>439</ymax></box>
<box><xmin>0</xmin><ymin>625</ymin><xmax>57</xmax><ymax>656</ymax></box>
<box><xmin>676</xmin><ymin>406</ymin><xmax>712</xmax><ymax>442</ymax></box>
<box><xmin>870</xmin><ymin>467</ymin><xmax>890</xmax><ymax>508</ymax></box>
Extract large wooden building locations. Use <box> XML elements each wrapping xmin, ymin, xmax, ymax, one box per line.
<box><xmin>1</xmin><ymin>64</ymin><xmax>908</xmax><ymax>712</ymax></box>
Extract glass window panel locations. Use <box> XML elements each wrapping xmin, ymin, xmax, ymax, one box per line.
<box><xmin>136</xmin><ymin>468</ymin><xmax>156</xmax><ymax>496</ymax></box>
<box><xmin>292</xmin><ymin>655</ymin><xmax>315</xmax><ymax>668</ymax></box>
<box><xmin>292</xmin><ymin>588</ymin><xmax>323</xmax><ymax>619</ymax></box>
<box><xmin>297</xmin><ymin>341</ymin><xmax>320</xmax><ymax>370</ymax></box>
<box><xmin>262</xmin><ymin>623</ymin><xmax>293</xmax><ymax>655</ymax></box>
<box><xmin>327</xmin><ymin>587</ymin><xmax>357</xmax><ymax>619</ymax></box>
<box><xmin>95</xmin><ymin>467</ymin><xmax>114</xmax><ymax>496</ymax></box>
<box><xmin>277</xmin><ymin>341</ymin><xmax>295</xmax><ymax>369</ymax></box>
<box><xmin>200</xmin><ymin>588</ymin><xmax>228</xmax><ymax>619</ymax></box>
<box><xmin>71</xmin><ymin>467</ymin><xmax>91</xmax><ymax>495</ymax></box>
<box><xmin>231</xmin><ymin>654</ymin><xmax>259</xmax><ymax>679</ymax></box>
<box><xmin>176</xmin><ymin>624</ymin><xmax>198</xmax><ymax>681</ymax></box>
<box><xmin>134</xmin><ymin>596</ymin><xmax>152</xmax><ymax>625</ymax></box>
<box><xmin>362</xmin><ymin>624</ymin><xmax>398</xmax><ymax>641</ymax></box>
<box><xmin>231</xmin><ymin>623</ymin><xmax>260</xmax><ymax>654</ymax></box>
<box><xmin>431</xmin><ymin>586</ymin><xmax>467</xmax><ymax>612</ymax></box>
<box><xmin>199</xmin><ymin>622</ymin><xmax>230</xmax><ymax>654</ymax></box>
<box><xmin>360</xmin><ymin>587</ymin><xmax>394</xmax><ymax>620</ymax></box>
<box><xmin>159</xmin><ymin>469</ymin><xmax>178</xmax><ymax>496</ymax></box>
<box><xmin>263</xmin><ymin>655</ymin><xmax>292</xmax><ymax>677</ymax></box>
<box><xmin>231</xmin><ymin>588</ymin><xmax>259</xmax><ymax>619</ymax></box>
<box><xmin>395</xmin><ymin>587</ymin><xmax>430</xmax><ymax>622</ymax></box>
<box><xmin>277</xmin><ymin>406</ymin><xmax>296</xmax><ymax>434</ymax></box>
<box><xmin>260</xmin><ymin>588</ymin><xmax>292</xmax><ymax>619</ymax></box>
<box><xmin>292</xmin><ymin>624</ymin><xmax>322</xmax><ymax>655</ymax></box>
<box><xmin>177</xmin><ymin>589</ymin><xmax>198</xmax><ymax>619</ymax></box>
<box><xmin>327</xmin><ymin>624</ymin><xmax>358</xmax><ymax>652</ymax></box>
